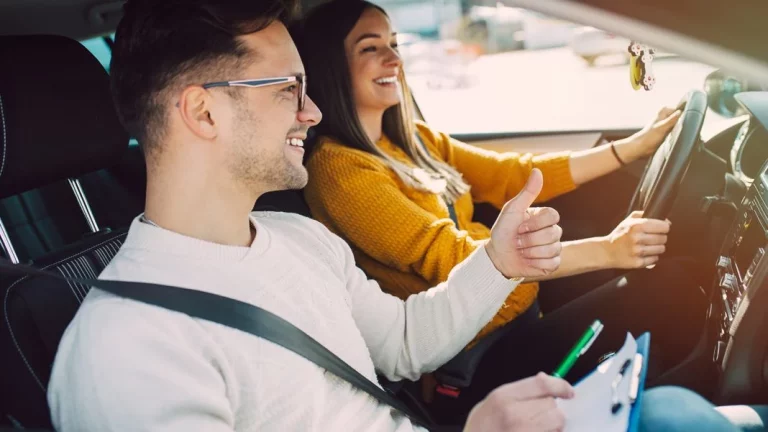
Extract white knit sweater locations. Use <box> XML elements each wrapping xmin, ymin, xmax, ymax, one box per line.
<box><xmin>47</xmin><ymin>212</ymin><xmax>519</xmax><ymax>431</ymax></box>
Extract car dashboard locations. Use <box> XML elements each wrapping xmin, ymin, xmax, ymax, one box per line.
<box><xmin>730</xmin><ymin>116</ymin><xmax>768</xmax><ymax>187</ymax></box>
<box><xmin>711</xmin><ymin>92</ymin><xmax>768</xmax><ymax>403</ymax></box>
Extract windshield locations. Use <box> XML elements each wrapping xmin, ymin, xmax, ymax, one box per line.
<box><xmin>376</xmin><ymin>0</ymin><xmax>729</xmax><ymax>135</ymax></box>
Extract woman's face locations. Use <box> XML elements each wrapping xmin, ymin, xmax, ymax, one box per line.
<box><xmin>344</xmin><ymin>7</ymin><xmax>402</xmax><ymax>114</ymax></box>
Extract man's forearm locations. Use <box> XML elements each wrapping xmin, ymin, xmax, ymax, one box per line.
<box><xmin>525</xmin><ymin>237</ymin><xmax>613</xmax><ymax>282</ymax></box>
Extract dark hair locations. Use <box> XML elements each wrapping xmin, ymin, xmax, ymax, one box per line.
<box><xmin>295</xmin><ymin>0</ymin><xmax>469</xmax><ymax>200</ymax></box>
<box><xmin>110</xmin><ymin>0</ymin><xmax>300</xmax><ymax>157</ymax></box>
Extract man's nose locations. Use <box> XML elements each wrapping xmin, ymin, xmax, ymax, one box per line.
<box><xmin>298</xmin><ymin>95</ymin><xmax>322</xmax><ymax>126</ymax></box>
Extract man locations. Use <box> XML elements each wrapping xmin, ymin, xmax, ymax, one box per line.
<box><xmin>45</xmin><ymin>0</ymin><xmax>762</xmax><ymax>431</ymax></box>
<box><xmin>47</xmin><ymin>0</ymin><xmax>570</xmax><ymax>431</ymax></box>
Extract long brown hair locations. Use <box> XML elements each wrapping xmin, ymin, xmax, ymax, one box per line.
<box><xmin>294</xmin><ymin>0</ymin><xmax>469</xmax><ymax>203</ymax></box>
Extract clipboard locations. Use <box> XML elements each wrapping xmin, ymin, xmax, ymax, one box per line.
<box><xmin>627</xmin><ymin>332</ymin><xmax>651</xmax><ymax>432</ymax></box>
<box><xmin>558</xmin><ymin>332</ymin><xmax>651</xmax><ymax>432</ymax></box>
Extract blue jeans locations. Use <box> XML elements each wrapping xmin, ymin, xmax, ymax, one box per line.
<box><xmin>641</xmin><ymin>387</ymin><xmax>768</xmax><ymax>432</ymax></box>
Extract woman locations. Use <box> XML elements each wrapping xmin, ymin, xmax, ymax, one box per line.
<box><xmin>295</xmin><ymin>0</ymin><xmax>705</xmax><ymax>416</ymax></box>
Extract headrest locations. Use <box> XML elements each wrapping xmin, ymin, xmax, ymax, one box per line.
<box><xmin>0</xmin><ymin>35</ymin><xmax>128</xmax><ymax>199</ymax></box>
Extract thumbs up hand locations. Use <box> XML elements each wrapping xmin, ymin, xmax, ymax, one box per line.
<box><xmin>485</xmin><ymin>169</ymin><xmax>563</xmax><ymax>279</ymax></box>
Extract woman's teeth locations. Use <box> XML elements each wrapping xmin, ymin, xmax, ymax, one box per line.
<box><xmin>375</xmin><ymin>76</ymin><xmax>398</xmax><ymax>84</ymax></box>
<box><xmin>287</xmin><ymin>138</ymin><xmax>304</xmax><ymax>147</ymax></box>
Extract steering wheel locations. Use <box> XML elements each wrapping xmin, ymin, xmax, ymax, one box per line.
<box><xmin>626</xmin><ymin>89</ymin><xmax>708</xmax><ymax>220</ymax></box>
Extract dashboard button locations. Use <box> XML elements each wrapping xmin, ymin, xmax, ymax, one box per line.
<box><xmin>720</xmin><ymin>273</ymin><xmax>738</xmax><ymax>291</ymax></box>
<box><xmin>717</xmin><ymin>256</ymin><xmax>732</xmax><ymax>271</ymax></box>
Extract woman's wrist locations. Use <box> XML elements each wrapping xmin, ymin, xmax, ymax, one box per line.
<box><xmin>611</xmin><ymin>137</ymin><xmax>644</xmax><ymax>165</ymax></box>
<box><xmin>595</xmin><ymin>235</ymin><xmax>619</xmax><ymax>269</ymax></box>
<box><xmin>560</xmin><ymin>237</ymin><xmax>617</xmax><ymax>275</ymax></box>
<box><xmin>610</xmin><ymin>142</ymin><xmax>627</xmax><ymax>166</ymax></box>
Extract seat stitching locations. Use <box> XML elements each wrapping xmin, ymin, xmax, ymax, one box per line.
<box><xmin>103</xmin><ymin>242</ymin><xmax>115</xmax><ymax>259</ymax></box>
<box><xmin>94</xmin><ymin>248</ymin><xmax>108</xmax><ymax>268</ymax></box>
<box><xmin>71</xmin><ymin>258</ymin><xmax>94</xmax><ymax>299</ymax></box>
<box><xmin>107</xmin><ymin>242</ymin><xmax>120</xmax><ymax>259</ymax></box>
<box><xmin>69</xmin><ymin>259</ymin><xmax>87</xmax><ymax>299</ymax></box>
<box><xmin>93</xmin><ymin>249</ymin><xmax>104</xmax><ymax>268</ymax></box>
<box><xmin>3</xmin><ymin>232</ymin><xmax>127</xmax><ymax>393</ymax></box>
<box><xmin>0</xmin><ymin>94</ymin><xmax>7</xmax><ymax>180</ymax></box>
<box><xmin>81</xmin><ymin>256</ymin><xmax>99</xmax><ymax>279</ymax></box>
<box><xmin>101</xmin><ymin>246</ymin><xmax>114</xmax><ymax>266</ymax></box>
<box><xmin>57</xmin><ymin>265</ymin><xmax>81</xmax><ymax>303</ymax></box>
<box><xmin>63</xmin><ymin>262</ymin><xmax>85</xmax><ymax>302</ymax></box>
<box><xmin>67</xmin><ymin>262</ymin><xmax>85</xmax><ymax>301</ymax></box>
<box><xmin>76</xmin><ymin>256</ymin><xmax>98</xmax><ymax>294</ymax></box>
<box><xmin>101</xmin><ymin>243</ymin><xmax>114</xmax><ymax>263</ymax></box>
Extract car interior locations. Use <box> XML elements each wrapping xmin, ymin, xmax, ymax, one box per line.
<box><xmin>1</xmin><ymin>0</ymin><xmax>768</xmax><ymax>430</ymax></box>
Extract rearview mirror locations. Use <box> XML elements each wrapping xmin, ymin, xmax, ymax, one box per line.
<box><xmin>704</xmin><ymin>70</ymin><xmax>755</xmax><ymax>117</ymax></box>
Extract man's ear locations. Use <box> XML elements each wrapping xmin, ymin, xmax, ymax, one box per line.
<box><xmin>177</xmin><ymin>86</ymin><xmax>218</xmax><ymax>140</ymax></box>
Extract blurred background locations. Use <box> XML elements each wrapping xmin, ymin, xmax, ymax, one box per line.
<box><xmin>372</xmin><ymin>0</ymin><xmax>728</xmax><ymax>136</ymax></box>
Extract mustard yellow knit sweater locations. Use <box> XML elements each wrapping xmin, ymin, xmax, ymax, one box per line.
<box><xmin>304</xmin><ymin>122</ymin><xmax>577</xmax><ymax>344</ymax></box>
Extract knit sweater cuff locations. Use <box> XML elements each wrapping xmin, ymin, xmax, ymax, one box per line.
<box><xmin>534</xmin><ymin>151</ymin><xmax>577</xmax><ymax>198</ymax></box>
<box><xmin>447</xmin><ymin>245</ymin><xmax>521</xmax><ymax>312</ymax></box>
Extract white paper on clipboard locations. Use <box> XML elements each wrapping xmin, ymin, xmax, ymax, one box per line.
<box><xmin>556</xmin><ymin>333</ymin><xmax>639</xmax><ymax>432</ymax></box>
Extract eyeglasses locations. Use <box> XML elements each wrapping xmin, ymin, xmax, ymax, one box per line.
<box><xmin>201</xmin><ymin>74</ymin><xmax>307</xmax><ymax>111</ymax></box>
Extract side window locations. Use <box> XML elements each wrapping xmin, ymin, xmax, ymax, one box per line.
<box><xmin>79</xmin><ymin>35</ymin><xmax>113</xmax><ymax>72</ymax></box>
<box><xmin>78</xmin><ymin>34</ymin><xmax>138</xmax><ymax>146</ymax></box>
<box><xmin>379</xmin><ymin>0</ymin><xmax>720</xmax><ymax>135</ymax></box>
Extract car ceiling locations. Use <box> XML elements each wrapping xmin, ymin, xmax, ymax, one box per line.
<box><xmin>0</xmin><ymin>0</ymin><xmax>121</xmax><ymax>40</ymax></box>
<box><xmin>1</xmin><ymin>0</ymin><xmax>767</xmax><ymax>83</ymax></box>
<box><xmin>0</xmin><ymin>0</ymin><xmax>327</xmax><ymax>40</ymax></box>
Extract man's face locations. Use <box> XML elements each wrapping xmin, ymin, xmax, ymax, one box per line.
<box><xmin>219</xmin><ymin>22</ymin><xmax>321</xmax><ymax>193</ymax></box>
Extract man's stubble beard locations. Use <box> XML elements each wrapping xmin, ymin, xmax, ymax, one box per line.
<box><xmin>227</xmin><ymin>102</ymin><xmax>309</xmax><ymax>194</ymax></box>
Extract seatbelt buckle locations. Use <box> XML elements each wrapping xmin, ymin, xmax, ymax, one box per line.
<box><xmin>435</xmin><ymin>384</ymin><xmax>461</xmax><ymax>398</ymax></box>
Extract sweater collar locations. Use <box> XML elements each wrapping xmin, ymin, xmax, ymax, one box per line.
<box><xmin>121</xmin><ymin>213</ymin><xmax>271</xmax><ymax>262</ymax></box>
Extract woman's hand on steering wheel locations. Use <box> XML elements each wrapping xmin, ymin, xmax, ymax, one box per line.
<box><xmin>616</xmin><ymin>106</ymin><xmax>682</xmax><ymax>162</ymax></box>
<box><xmin>603</xmin><ymin>211</ymin><xmax>672</xmax><ymax>269</ymax></box>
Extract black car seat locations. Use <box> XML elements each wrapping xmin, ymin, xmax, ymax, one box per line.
<box><xmin>0</xmin><ymin>35</ymin><xmax>131</xmax><ymax>429</ymax></box>
<box><xmin>0</xmin><ymin>33</ymin><xmax>140</xmax><ymax>264</ymax></box>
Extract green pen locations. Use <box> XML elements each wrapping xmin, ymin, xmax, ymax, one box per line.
<box><xmin>552</xmin><ymin>320</ymin><xmax>604</xmax><ymax>378</ymax></box>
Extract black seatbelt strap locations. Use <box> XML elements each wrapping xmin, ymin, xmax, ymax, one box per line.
<box><xmin>414</xmin><ymin>134</ymin><xmax>459</xmax><ymax>228</ymax></box>
<box><xmin>0</xmin><ymin>261</ymin><xmax>458</xmax><ymax>432</ymax></box>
